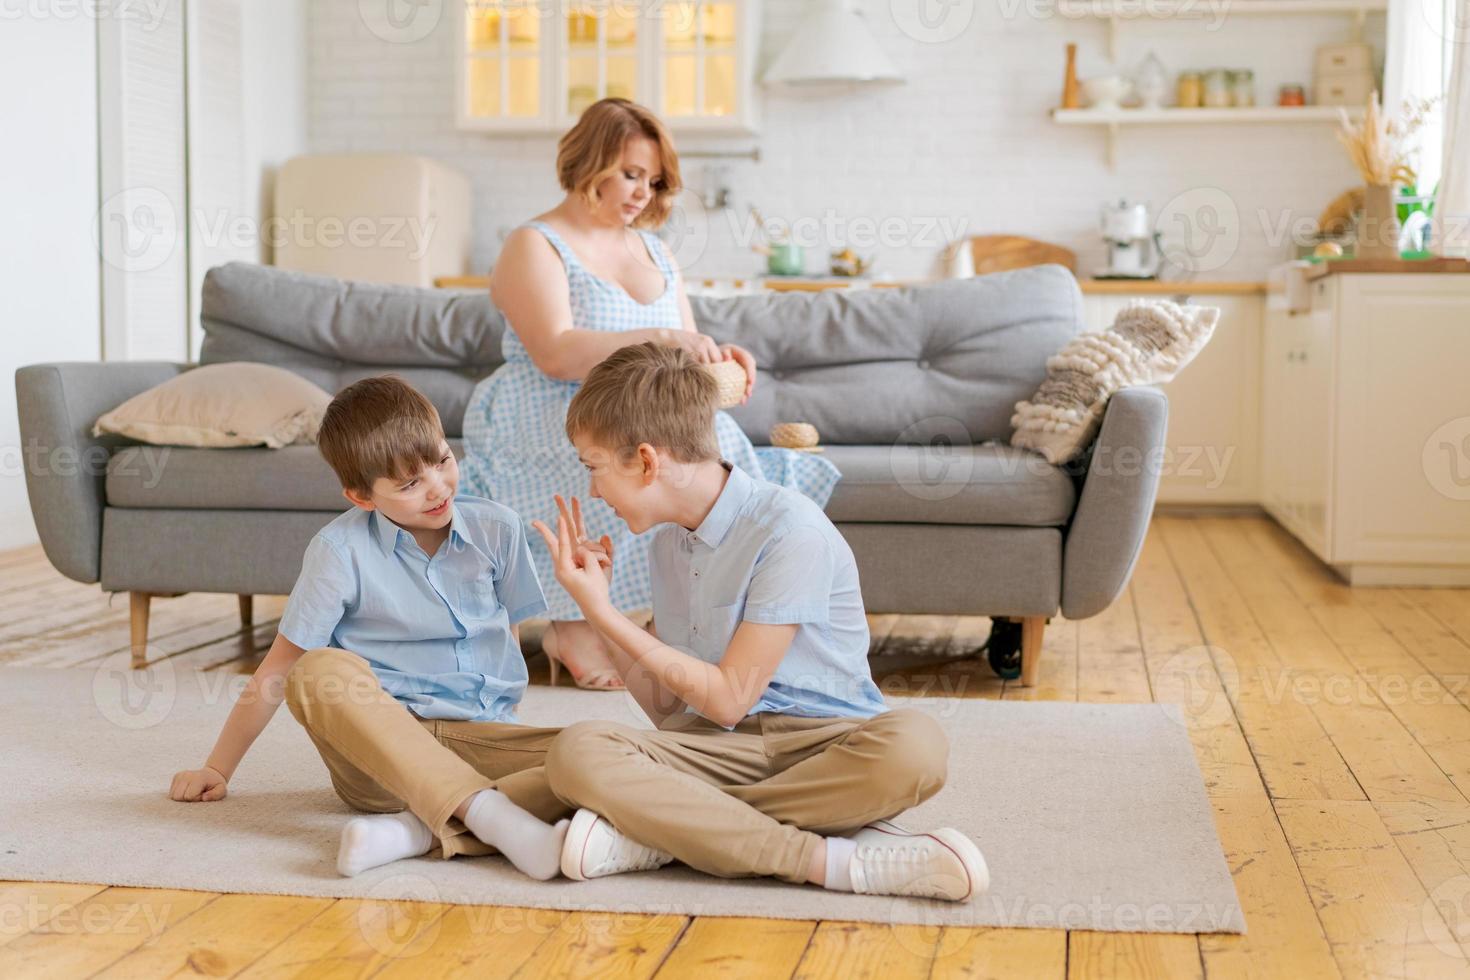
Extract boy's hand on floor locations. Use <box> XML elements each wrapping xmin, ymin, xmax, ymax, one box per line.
<box><xmin>169</xmin><ymin>765</ymin><xmax>228</xmax><ymax>802</ymax></box>
<box><xmin>531</xmin><ymin>495</ymin><xmax>612</xmax><ymax>611</ymax></box>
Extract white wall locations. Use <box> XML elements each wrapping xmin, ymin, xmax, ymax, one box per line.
<box><xmin>0</xmin><ymin>15</ymin><xmax>102</xmax><ymax>550</ymax></box>
<box><xmin>307</xmin><ymin>0</ymin><xmax>1383</xmax><ymax>281</ymax></box>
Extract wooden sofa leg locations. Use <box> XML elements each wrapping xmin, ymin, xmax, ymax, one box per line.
<box><xmin>238</xmin><ymin>594</ymin><xmax>253</xmax><ymax>628</ymax></box>
<box><xmin>130</xmin><ymin>591</ymin><xmax>151</xmax><ymax>668</ymax></box>
<box><xmin>1020</xmin><ymin>616</ymin><xmax>1046</xmax><ymax>687</ymax></box>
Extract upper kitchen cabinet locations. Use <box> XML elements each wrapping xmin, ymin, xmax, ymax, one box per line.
<box><xmin>456</xmin><ymin>0</ymin><xmax>760</xmax><ymax>134</ymax></box>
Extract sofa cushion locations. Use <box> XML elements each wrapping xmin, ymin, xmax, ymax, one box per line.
<box><xmin>108</xmin><ymin>439</ymin><xmax>1074</xmax><ymax>527</ymax></box>
<box><xmin>822</xmin><ymin>445</ymin><xmax>1075</xmax><ymax>526</ymax></box>
<box><xmin>106</xmin><ymin>441</ymin><xmax>465</xmax><ymax>512</ymax></box>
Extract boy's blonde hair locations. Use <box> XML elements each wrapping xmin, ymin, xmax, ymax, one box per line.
<box><xmin>557</xmin><ymin>98</ymin><xmax>681</xmax><ymax>229</ymax></box>
<box><xmin>566</xmin><ymin>342</ymin><xmax>720</xmax><ymax>462</ymax></box>
<box><xmin>317</xmin><ymin>376</ymin><xmax>446</xmax><ymax>494</ymax></box>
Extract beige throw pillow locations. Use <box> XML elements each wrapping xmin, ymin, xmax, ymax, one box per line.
<box><xmin>1011</xmin><ymin>300</ymin><xmax>1219</xmax><ymax>465</ymax></box>
<box><xmin>93</xmin><ymin>362</ymin><xmax>332</xmax><ymax>448</ymax></box>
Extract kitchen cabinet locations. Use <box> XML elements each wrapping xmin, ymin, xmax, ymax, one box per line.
<box><xmin>1260</xmin><ymin>273</ymin><xmax>1470</xmax><ymax>585</ymax></box>
<box><xmin>456</xmin><ymin>0</ymin><xmax>760</xmax><ymax>134</ymax></box>
<box><xmin>1081</xmin><ymin>290</ymin><xmax>1263</xmax><ymax>506</ymax></box>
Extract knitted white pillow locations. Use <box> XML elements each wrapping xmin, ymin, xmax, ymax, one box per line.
<box><xmin>1011</xmin><ymin>300</ymin><xmax>1219</xmax><ymax>465</ymax></box>
<box><xmin>93</xmin><ymin>362</ymin><xmax>332</xmax><ymax>448</ymax></box>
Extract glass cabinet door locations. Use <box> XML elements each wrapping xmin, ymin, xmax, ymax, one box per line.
<box><xmin>461</xmin><ymin>1</ymin><xmax>548</xmax><ymax>128</ymax></box>
<box><xmin>559</xmin><ymin>1</ymin><xmax>643</xmax><ymax>123</ymax></box>
<box><xmin>658</xmin><ymin>1</ymin><xmax>741</xmax><ymax>125</ymax></box>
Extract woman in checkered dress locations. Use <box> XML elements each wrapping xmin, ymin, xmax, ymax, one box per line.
<box><xmin>460</xmin><ymin>100</ymin><xmax>839</xmax><ymax>690</ymax></box>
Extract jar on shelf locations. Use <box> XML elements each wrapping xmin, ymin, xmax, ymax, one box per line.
<box><xmin>1176</xmin><ymin>71</ymin><xmax>1203</xmax><ymax>108</ymax></box>
<box><xmin>1278</xmin><ymin>84</ymin><xmax>1306</xmax><ymax>106</ymax></box>
<box><xmin>1230</xmin><ymin>68</ymin><xmax>1255</xmax><ymax>107</ymax></box>
<box><xmin>1202</xmin><ymin>69</ymin><xmax>1231</xmax><ymax>108</ymax></box>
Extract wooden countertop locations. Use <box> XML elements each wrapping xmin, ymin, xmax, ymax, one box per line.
<box><xmin>436</xmin><ymin>273</ymin><xmax>1268</xmax><ymax>295</ymax></box>
<box><xmin>1303</xmin><ymin>257</ymin><xmax>1470</xmax><ymax>279</ymax></box>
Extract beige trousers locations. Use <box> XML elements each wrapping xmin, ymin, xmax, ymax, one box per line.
<box><xmin>285</xmin><ymin>647</ymin><xmax>950</xmax><ymax>879</ymax></box>
<box><xmin>545</xmin><ymin>709</ymin><xmax>950</xmax><ymax>883</ymax></box>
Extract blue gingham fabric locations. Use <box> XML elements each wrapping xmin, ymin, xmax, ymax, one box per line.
<box><xmin>461</xmin><ymin>220</ymin><xmax>841</xmax><ymax>620</ymax></box>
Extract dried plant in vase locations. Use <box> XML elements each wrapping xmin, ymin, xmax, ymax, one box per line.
<box><xmin>1335</xmin><ymin>93</ymin><xmax>1435</xmax><ymax>260</ymax></box>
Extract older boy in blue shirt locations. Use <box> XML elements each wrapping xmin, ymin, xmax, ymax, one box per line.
<box><xmin>534</xmin><ymin>343</ymin><xmax>988</xmax><ymax>902</ymax></box>
<box><xmin>168</xmin><ymin>377</ymin><xmax>571</xmax><ymax>879</ymax></box>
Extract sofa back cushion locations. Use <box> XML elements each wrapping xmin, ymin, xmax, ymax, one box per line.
<box><xmin>199</xmin><ymin>262</ymin><xmax>1082</xmax><ymax>444</ymax></box>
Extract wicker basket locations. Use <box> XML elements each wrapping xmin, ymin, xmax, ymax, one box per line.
<box><xmin>702</xmin><ymin>360</ymin><xmax>748</xmax><ymax>409</ymax></box>
<box><xmin>770</xmin><ymin>422</ymin><xmax>820</xmax><ymax>449</ymax></box>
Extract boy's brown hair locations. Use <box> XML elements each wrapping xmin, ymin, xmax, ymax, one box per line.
<box><xmin>566</xmin><ymin>342</ymin><xmax>719</xmax><ymax>462</ymax></box>
<box><xmin>317</xmin><ymin>376</ymin><xmax>446</xmax><ymax>493</ymax></box>
<box><xmin>557</xmin><ymin>98</ymin><xmax>681</xmax><ymax>229</ymax></box>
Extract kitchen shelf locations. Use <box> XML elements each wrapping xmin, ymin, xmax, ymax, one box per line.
<box><xmin>1052</xmin><ymin>105</ymin><xmax>1364</xmax><ymax>168</ymax></box>
<box><xmin>1058</xmin><ymin>0</ymin><xmax>1386</xmax><ymax>57</ymax></box>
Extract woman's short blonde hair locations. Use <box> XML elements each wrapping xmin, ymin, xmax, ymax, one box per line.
<box><xmin>557</xmin><ymin>98</ymin><xmax>681</xmax><ymax>229</ymax></box>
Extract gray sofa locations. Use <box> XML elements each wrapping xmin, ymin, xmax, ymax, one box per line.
<box><xmin>16</xmin><ymin>261</ymin><xmax>1167</xmax><ymax>684</ymax></box>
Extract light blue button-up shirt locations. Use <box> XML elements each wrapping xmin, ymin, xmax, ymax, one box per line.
<box><xmin>278</xmin><ymin>495</ymin><xmax>547</xmax><ymax>722</ymax></box>
<box><xmin>649</xmin><ymin>462</ymin><xmax>886</xmax><ymax>723</ymax></box>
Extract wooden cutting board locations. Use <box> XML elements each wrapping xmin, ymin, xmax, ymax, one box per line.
<box><xmin>967</xmin><ymin>235</ymin><xmax>1078</xmax><ymax>275</ymax></box>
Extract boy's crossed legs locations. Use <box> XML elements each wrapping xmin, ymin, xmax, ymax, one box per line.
<box><xmin>284</xmin><ymin>647</ymin><xmax>575</xmax><ymax>877</ymax></box>
<box><xmin>547</xmin><ymin>708</ymin><xmax>983</xmax><ymax>898</ymax></box>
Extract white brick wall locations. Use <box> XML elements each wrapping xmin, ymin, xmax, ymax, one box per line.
<box><xmin>309</xmin><ymin>0</ymin><xmax>1385</xmax><ymax>281</ymax></box>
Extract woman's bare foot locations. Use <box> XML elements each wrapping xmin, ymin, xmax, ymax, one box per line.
<box><xmin>544</xmin><ymin>620</ymin><xmax>625</xmax><ymax>690</ymax></box>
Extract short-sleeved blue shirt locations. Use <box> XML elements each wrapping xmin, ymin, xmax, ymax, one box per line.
<box><xmin>278</xmin><ymin>495</ymin><xmax>547</xmax><ymax>722</ymax></box>
<box><xmin>649</xmin><ymin>462</ymin><xmax>886</xmax><ymax>723</ymax></box>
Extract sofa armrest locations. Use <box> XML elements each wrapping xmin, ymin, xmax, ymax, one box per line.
<box><xmin>15</xmin><ymin>362</ymin><xmax>188</xmax><ymax>583</ymax></box>
<box><xmin>1060</xmin><ymin>385</ymin><xmax>1169</xmax><ymax>620</ymax></box>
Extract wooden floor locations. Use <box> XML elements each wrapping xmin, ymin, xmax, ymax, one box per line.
<box><xmin>2</xmin><ymin>513</ymin><xmax>1469</xmax><ymax>978</ymax></box>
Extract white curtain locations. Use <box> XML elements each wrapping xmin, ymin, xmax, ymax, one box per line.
<box><xmin>1384</xmin><ymin>0</ymin><xmax>1447</xmax><ymax>193</ymax></box>
<box><xmin>1433</xmin><ymin>0</ymin><xmax>1470</xmax><ymax>257</ymax></box>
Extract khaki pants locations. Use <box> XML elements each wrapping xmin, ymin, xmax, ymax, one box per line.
<box><xmin>286</xmin><ymin>647</ymin><xmax>950</xmax><ymax>879</ymax></box>
<box><xmin>284</xmin><ymin>647</ymin><xmax>570</xmax><ymax>859</ymax></box>
<box><xmin>545</xmin><ymin>709</ymin><xmax>950</xmax><ymax>883</ymax></box>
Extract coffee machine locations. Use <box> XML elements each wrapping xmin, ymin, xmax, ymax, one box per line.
<box><xmin>1099</xmin><ymin>200</ymin><xmax>1164</xmax><ymax>279</ymax></box>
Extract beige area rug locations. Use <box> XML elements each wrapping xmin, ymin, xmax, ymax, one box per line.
<box><xmin>0</xmin><ymin>665</ymin><xmax>1243</xmax><ymax>933</ymax></box>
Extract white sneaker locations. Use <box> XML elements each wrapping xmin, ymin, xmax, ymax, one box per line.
<box><xmin>848</xmin><ymin>819</ymin><xmax>989</xmax><ymax>902</ymax></box>
<box><xmin>560</xmin><ymin>808</ymin><xmax>675</xmax><ymax>881</ymax></box>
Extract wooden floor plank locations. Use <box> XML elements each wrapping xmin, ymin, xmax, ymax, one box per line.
<box><xmin>930</xmin><ymin>927</ymin><xmax>1067</xmax><ymax>979</ymax></box>
<box><xmin>511</xmin><ymin>912</ymin><xmax>687</xmax><ymax>980</ymax></box>
<box><xmin>1066</xmin><ymin>932</ymin><xmax>1202</xmax><ymax>979</ymax></box>
<box><xmin>1076</xmin><ymin>587</ymin><xmax>1151</xmax><ymax>703</ymax></box>
<box><xmin>1158</xmin><ymin>517</ymin><xmax>1365</xmax><ymax>802</ymax></box>
<box><xmin>1275</xmin><ymin>799</ymin><xmax>1470</xmax><ymax>977</ymax></box>
<box><xmin>0</xmin><ymin>887</ymin><xmax>218</xmax><ymax>979</ymax></box>
<box><xmin>1401</xmin><ymin>588</ymin><xmax>1470</xmax><ymax>650</ymax></box>
<box><xmin>792</xmin><ymin>921</ymin><xmax>939</xmax><ymax>978</ymax></box>
<box><xmin>654</xmin><ymin>916</ymin><xmax>815</xmax><ymax>978</ymax></box>
<box><xmin>234</xmin><ymin>896</ymin><xmax>449</xmax><ymax>980</ymax></box>
<box><xmin>374</xmin><ymin>904</ymin><xmax>567</xmax><ymax>979</ymax></box>
<box><xmin>0</xmin><ymin>881</ymin><xmax>108</xmax><ymax>949</ymax></box>
<box><xmin>1003</xmin><ymin>615</ymin><xmax>1078</xmax><ymax>702</ymax></box>
<box><xmin>1203</xmin><ymin>518</ymin><xmax>1467</xmax><ymax>808</ymax></box>
<box><xmin>92</xmin><ymin>892</ymin><xmax>334</xmax><ymax>979</ymax></box>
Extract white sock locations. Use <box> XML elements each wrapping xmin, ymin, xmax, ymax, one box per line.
<box><xmin>461</xmin><ymin>789</ymin><xmax>570</xmax><ymax>881</ymax></box>
<box><xmin>337</xmin><ymin>811</ymin><xmax>434</xmax><ymax>877</ymax></box>
<box><xmin>822</xmin><ymin>836</ymin><xmax>857</xmax><ymax>892</ymax></box>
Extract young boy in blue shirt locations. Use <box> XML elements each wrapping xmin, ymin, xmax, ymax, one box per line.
<box><xmin>533</xmin><ymin>342</ymin><xmax>988</xmax><ymax>902</ymax></box>
<box><xmin>168</xmin><ymin>377</ymin><xmax>571</xmax><ymax>879</ymax></box>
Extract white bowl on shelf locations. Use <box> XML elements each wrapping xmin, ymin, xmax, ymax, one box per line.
<box><xmin>1083</xmin><ymin>76</ymin><xmax>1130</xmax><ymax>110</ymax></box>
